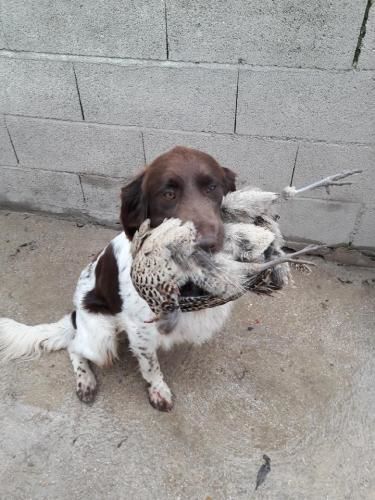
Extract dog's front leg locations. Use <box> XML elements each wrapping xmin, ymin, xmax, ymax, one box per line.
<box><xmin>126</xmin><ymin>322</ymin><xmax>173</xmax><ymax>412</ymax></box>
<box><xmin>68</xmin><ymin>349</ymin><xmax>97</xmax><ymax>403</ymax></box>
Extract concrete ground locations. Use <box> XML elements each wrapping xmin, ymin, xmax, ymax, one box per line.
<box><xmin>0</xmin><ymin>209</ymin><xmax>374</xmax><ymax>500</ymax></box>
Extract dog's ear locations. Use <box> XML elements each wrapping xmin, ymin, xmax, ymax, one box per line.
<box><xmin>223</xmin><ymin>167</ymin><xmax>237</xmax><ymax>193</ymax></box>
<box><xmin>120</xmin><ymin>171</ymin><xmax>147</xmax><ymax>240</ymax></box>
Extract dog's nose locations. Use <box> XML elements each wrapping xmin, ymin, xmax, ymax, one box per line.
<box><xmin>196</xmin><ymin>234</ymin><xmax>219</xmax><ymax>253</ymax></box>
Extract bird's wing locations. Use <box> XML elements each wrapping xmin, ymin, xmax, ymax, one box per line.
<box><xmin>223</xmin><ymin>222</ymin><xmax>275</xmax><ymax>261</ymax></box>
<box><xmin>221</xmin><ymin>188</ymin><xmax>278</xmax><ymax>222</ymax></box>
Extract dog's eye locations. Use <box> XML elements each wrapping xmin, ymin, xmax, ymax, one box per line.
<box><xmin>163</xmin><ymin>190</ymin><xmax>176</xmax><ymax>200</ymax></box>
<box><xmin>206</xmin><ymin>183</ymin><xmax>217</xmax><ymax>193</ymax></box>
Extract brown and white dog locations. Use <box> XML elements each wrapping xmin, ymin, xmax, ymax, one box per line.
<box><xmin>0</xmin><ymin>146</ymin><xmax>237</xmax><ymax>411</ymax></box>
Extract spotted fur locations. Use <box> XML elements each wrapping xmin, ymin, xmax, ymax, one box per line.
<box><xmin>0</xmin><ymin>231</ymin><xmax>232</xmax><ymax>411</ymax></box>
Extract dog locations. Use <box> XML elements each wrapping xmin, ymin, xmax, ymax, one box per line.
<box><xmin>0</xmin><ymin>146</ymin><xmax>237</xmax><ymax>411</ymax></box>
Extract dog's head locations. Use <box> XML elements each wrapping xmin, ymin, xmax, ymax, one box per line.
<box><xmin>120</xmin><ymin>146</ymin><xmax>236</xmax><ymax>253</ymax></box>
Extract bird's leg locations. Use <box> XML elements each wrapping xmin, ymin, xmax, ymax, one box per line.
<box><xmin>252</xmin><ymin>244</ymin><xmax>324</xmax><ymax>273</ymax></box>
<box><xmin>281</xmin><ymin>169</ymin><xmax>362</xmax><ymax>198</ymax></box>
<box><xmin>127</xmin><ymin>322</ymin><xmax>174</xmax><ymax>412</ymax></box>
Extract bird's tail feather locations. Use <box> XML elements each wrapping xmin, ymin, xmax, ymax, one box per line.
<box><xmin>0</xmin><ymin>314</ymin><xmax>74</xmax><ymax>362</ymax></box>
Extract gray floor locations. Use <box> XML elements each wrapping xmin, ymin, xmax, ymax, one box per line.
<box><xmin>0</xmin><ymin>210</ymin><xmax>374</xmax><ymax>500</ymax></box>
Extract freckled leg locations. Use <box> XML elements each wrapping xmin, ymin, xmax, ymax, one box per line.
<box><xmin>127</xmin><ymin>324</ymin><xmax>173</xmax><ymax>412</ymax></box>
<box><xmin>139</xmin><ymin>350</ymin><xmax>174</xmax><ymax>412</ymax></box>
<box><xmin>68</xmin><ymin>349</ymin><xmax>97</xmax><ymax>403</ymax></box>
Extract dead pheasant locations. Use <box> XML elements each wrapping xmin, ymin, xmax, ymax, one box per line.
<box><xmin>130</xmin><ymin>170</ymin><xmax>361</xmax><ymax>323</ymax></box>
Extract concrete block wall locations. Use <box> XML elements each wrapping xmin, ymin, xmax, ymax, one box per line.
<box><xmin>0</xmin><ymin>0</ymin><xmax>374</xmax><ymax>248</ymax></box>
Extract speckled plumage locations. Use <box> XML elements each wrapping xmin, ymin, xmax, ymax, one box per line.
<box><xmin>130</xmin><ymin>188</ymin><xmax>291</xmax><ymax>318</ymax></box>
<box><xmin>131</xmin><ymin>168</ymin><xmax>361</xmax><ymax>319</ymax></box>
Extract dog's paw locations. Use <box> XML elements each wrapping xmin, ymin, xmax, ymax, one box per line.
<box><xmin>148</xmin><ymin>381</ymin><xmax>174</xmax><ymax>412</ymax></box>
<box><xmin>76</xmin><ymin>370</ymin><xmax>97</xmax><ymax>404</ymax></box>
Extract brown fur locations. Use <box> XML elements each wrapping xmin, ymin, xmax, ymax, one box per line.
<box><xmin>120</xmin><ymin>146</ymin><xmax>236</xmax><ymax>252</ymax></box>
<box><xmin>83</xmin><ymin>244</ymin><xmax>123</xmax><ymax>315</ymax></box>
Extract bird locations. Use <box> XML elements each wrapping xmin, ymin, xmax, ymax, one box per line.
<box><xmin>130</xmin><ymin>170</ymin><xmax>361</xmax><ymax>324</ymax></box>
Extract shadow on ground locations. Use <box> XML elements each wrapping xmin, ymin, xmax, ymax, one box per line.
<box><xmin>0</xmin><ymin>210</ymin><xmax>374</xmax><ymax>499</ymax></box>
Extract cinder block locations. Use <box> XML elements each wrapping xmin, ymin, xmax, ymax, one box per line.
<box><xmin>236</xmin><ymin>69</ymin><xmax>375</xmax><ymax>143</ymax></box>
<box><xmin>0</xmin><ymin>23</ymin><xmax>6</xmax><ymax>49</ymax></box>
<box><xmin>359</xmin><ymin>6</ymin><xmax>375</xmax><ymax>69</ymax></box>
<box><xmin>0</xmin><ymin>58</ymin><xmax>81</xmax><ymax>120</ymax></box>
<box><xmin>0</xmin><ymin>166</ymin><xmax>84</xmax><ymax>213</ymax></box>
<box><xmin>0</xmin><ymin>119</ymin><xmax>17</xmax><ymax>165</ymax></box>
<box><xmin>80</xmin><ymin>174</ymin><xmax>125</xmax><ymax>224</ymax></box>
<box><xmin>75</xmin><ymin>62</ymin><xmax>237</xmax><ymax>133</ymax></box>
<box><xmin>167</xmin><ymin>0</ymin><xmax>365</xmax><ymax>69</ymax></box>
<box><xmin>353</xmin><ymin>207</ymin><xmax>375</xmax><ymax>247</ymax></box>
<box><xmin>1</xmin><ymin>0</ymin><xmax>165</xmax><ymax>59</ymax></box>
<box><xmin>277</xmin><ymin>197</ymin><xmax>361</xmax><ymax>244</ymax></box>
<box><xmin>6</xmin><ymin>116</ymin><xmax>145</xmax><ymax>176</ymax></box>
<box><xmin>293</xmin><ymin>142</ymin><xmax>375</xmax><ymax>204</ymax></box>
<box><xmin>0</xmin><ymin>63</ymin><xmax>7</xmax><ymax>112</ymax></box>
<box><xmin>143</xmin><ymin>130</ymin><xmax>297</xmax><ymax>191</ymax></box>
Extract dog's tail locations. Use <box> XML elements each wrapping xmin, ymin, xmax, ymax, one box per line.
<box><xmin>0</xmin><ymin>314</ymin><xmax>75</xmax><ymax>362</ymax></box>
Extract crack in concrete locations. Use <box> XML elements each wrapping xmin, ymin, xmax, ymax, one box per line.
<box><xmin>233</xmin><ymin>64</ymin><xmax>241</xmax><ymax>133</ymax></box>
<box><xmin>72</xmin><ymin>64</ymin><xmax>85</xmax><ymax>120</ymax></box>
<box><xmin>289</xmin><ymin>145</ymin><xmax>299</xmax><ymax>186</ymax></box>
<box><xmin>352</xmin><ymin>0</ymin><xmax>373</xmax><ymax>68</ymax></box>
<box><xmin>164</xmin><ymin>0</ymin><xmax>169</xmax><ymax>60</ymax></box>
<box><xmin>4</xmin><ymin>118</ymin><xmax>20</xmax><ymax>164</ymax></box>
<box><xmin>78</xmin><ymin>175</ymin><xmax>87</xmax><ymax>204</ymax></box>
<box><xmin>141</xmin><ymin>132</ymin><xmax>147</xmax><ymax>164</ymax></box>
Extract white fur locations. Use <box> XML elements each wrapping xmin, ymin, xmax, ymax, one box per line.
<box><xmin>70</xmin><ymin>309</ymin><xmax>119</xmax><ymax>367</ymax></box>
<box><xmin>158</xmin><ymin>303</ymin><xmax>232</xmax><ymax>350</ymax></box>
<box><xmin>0</xmin><ymin>231</ymin><xmax>232</xmax><ymax>409</ymax></box>
<box><xmin>0</xmin><ymin>315</ymin><xmax>74</xmax><ymax>361</ymax></box>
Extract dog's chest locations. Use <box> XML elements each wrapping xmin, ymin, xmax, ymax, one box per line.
<box><xmin>157</xmin><ymin>302</ymin><xmax>233</xmax><ymax>350</ymax></box>
<box><xmin>88</xmin><ymin>232</ymin><xmax>233</xmax><ymax>349</ymax></box>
